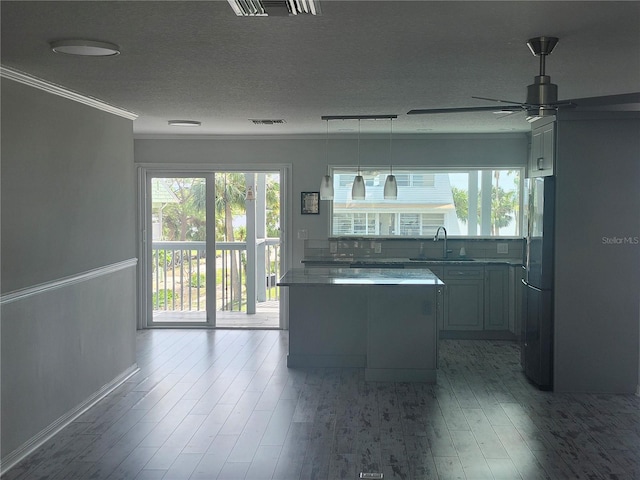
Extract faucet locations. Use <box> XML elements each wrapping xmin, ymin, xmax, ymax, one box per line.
<box><xmin>433</xmin><ymin>226</ymin><xmax>450</xmax><ymax>259</ymax></box>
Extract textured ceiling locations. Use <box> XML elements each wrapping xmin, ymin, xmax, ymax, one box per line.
<box><xmin>1</xmin><ymin>1</ymin><xmax>639</xmax><ymax>135</ymax></box>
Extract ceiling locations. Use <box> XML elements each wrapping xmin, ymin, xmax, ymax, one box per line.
<box><xmin>1</xmin><ymin>1</ymin><xmax>639</xmax><ymax>136</ymax></box>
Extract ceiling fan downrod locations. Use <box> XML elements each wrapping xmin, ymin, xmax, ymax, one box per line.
<box><xmin>526</xmin><ymin>36</ymin><xmax>560</xmax><ymax>114</ymax></box>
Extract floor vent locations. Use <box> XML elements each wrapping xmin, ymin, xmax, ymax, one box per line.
<box><xmin>360</xmin><ymin>474</ymin><xmax>384</xmax><ymax>479</ymax></box>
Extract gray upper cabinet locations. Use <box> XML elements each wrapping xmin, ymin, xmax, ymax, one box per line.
<box><xmin>528</xmin><ymin>117</ymin><xmax>555</xmax><ymax>177</ymax></box>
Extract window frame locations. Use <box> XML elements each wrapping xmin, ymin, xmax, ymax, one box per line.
<box><xmin>328</xmin><ymin>166</ymin><xmax>524</xmax><ymax>239</ymax></box>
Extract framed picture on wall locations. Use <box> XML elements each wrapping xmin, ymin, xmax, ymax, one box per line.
<box><xmin>301</xmin><ymin>192</ymin><xmax>320</xmax><ymax>214</ymax></box>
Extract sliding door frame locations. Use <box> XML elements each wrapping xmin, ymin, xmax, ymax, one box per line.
<box><xmin>136</xmin><ymin>163</ymin><xmax>291</xmax><ymax>330</ymax></box>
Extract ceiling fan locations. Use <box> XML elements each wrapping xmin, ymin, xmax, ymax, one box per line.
<box><xmin>407</xmin><ymin>36</ymin><xmax>640</xmax><ymax>120</ymax></box>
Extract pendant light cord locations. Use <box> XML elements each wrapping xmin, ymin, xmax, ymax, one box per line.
<box><xmin>357</xmin><ymin>119</ymin><xmax>361</xmax><ymax>175</ymax></box>
<box><xmin>325</xmin><ymin>119</ymin><xmax>330</xmax><ymax>176</ymax></box>
<box><xmin>389</xmin><ymin>117</ymin><xmax>393</xmax><ymax>176</ymax></box>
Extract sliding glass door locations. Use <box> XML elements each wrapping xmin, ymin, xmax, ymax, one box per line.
<box><xmin>141</xmin><ymin>169</ymin><xmax>283</xmax><ymax>328</ymax></box>
<box><xmin>148</xmin><ymin>175</ymin><xmax>213</xmax><ymax>326</ymax></box>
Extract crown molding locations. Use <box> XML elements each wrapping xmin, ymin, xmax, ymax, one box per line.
<box><xmin>0</xmin><ymin>66</ymin><xmax>138</xmax><ymax>121</ymax></box>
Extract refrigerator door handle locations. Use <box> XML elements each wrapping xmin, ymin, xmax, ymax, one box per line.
<box><xmin>521</xmin><ymin>279</ymin><xmax>543</xmax><ymax>292</ymax></box>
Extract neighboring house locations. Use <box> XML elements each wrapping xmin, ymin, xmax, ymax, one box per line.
<box><xmin>332</xmin><ymin>172</ymin><xmax>459</xmax><ymax>236</ymax></box>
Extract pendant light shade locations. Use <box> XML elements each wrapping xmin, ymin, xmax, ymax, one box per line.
<box><xmin>352</xmin><ymin>173</ymin><xmax>366</xmax><ymax>200</ymax></box>
<box><xmin>319</xmin><ymin>119</ymin><xmax>334</xmax><ymax>200</ymax></box>
<box><xmin>383</xmin><ymin>117</ymin><xmax>397</xmax><ymax>200</ymax></box>
<box><xmin>351</xmin><ymin>119</ymin><xmax>366</xmax><ymax>200</ymax></box>
<box><xmin>384</xmin><ymin>173</ymin><xmax>397</xmax><ymax>200</ymax></box>
<box><xmin>320</xmin><ymin>173</ymin><xmax>334</xmax><ymax>200</ymax></box>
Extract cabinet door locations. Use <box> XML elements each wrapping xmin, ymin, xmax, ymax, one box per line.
<box><xmin>484</xmin><ymin>266</ymin><xmax>509</xmax><ymax>330</ymax></box>
<box><xmin>529</xmin><ymin>120</ymin><xmax>555</xmax><ymax>177</ymax></box>
<box><xmin>529</xmin><ymin>128</ymin><xmax>544</xmax><ymax>177</ymax></box>
<box><xmin>367</xmin><ymin>286</ymin><xmax>437</xmax><ymax>370</ymax></box>
<box><xmin>443</xmin><ymin>278</ymin><xmax>484</xmax><ymax>330</ymax></box>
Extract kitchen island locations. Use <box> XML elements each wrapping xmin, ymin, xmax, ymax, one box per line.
<box><xmin>278</xmin><ymin>267</ymin><xmax>444</xmax><ymax>382</ymax></box>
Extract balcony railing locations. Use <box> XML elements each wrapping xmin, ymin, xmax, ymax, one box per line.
<box><xmin>152</xmin><ymin>239</ymin><xmax>280</xmax><ymax>313</ymax></box>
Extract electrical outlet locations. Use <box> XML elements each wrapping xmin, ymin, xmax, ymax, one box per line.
<box><xmin>497</xmin><ymin>243</ymin><xmax>508</xmax><ymax>254</ymax></box>
<box><xmin>329</xmin><ymin>241</ymin><xmax>337</xmax><ymax>253</ymax></box>
<box><xmin>297</xmin><ymin>229</ymin><xmax>308</xmax><ymax>240</ymax></box>
<box><xmin>374</xmin><ymin>242</ymin><xmax>382</xmax><ymax>254</ymax></box>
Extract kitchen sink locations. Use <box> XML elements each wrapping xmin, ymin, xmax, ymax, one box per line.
<box><xmin>408</xmin><ymin>257</ymin><xmax>476</xmax><ymax>262</ymax></box>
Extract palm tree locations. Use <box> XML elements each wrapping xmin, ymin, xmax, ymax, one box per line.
<box><xmin>451</xmin><ymin>171</ymin><xmax>519</xmax><ymax>235</ymax></box>
<box><xmin>214</xmin><ymin>173</ymin><xmax>248</xmax><ymax>309</ymax></box>
<box><xmin>161</xmin><ymin>178</ymin><xmax>206</xmax><ymax>241</ymax></box>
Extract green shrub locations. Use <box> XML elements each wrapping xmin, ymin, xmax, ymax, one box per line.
<box><xmin>190</xmin><ymin>273</ymin><xmax>206</xmax><ymax>287</ymax></box>
<box><xmin>153</xmin><ymin>289</ymin><xmax>174</xmax><ymax>309</ymax></box>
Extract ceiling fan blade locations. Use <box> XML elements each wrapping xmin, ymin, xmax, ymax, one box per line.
<box><xmin>471</xmin><ymin>96</ymin><xmax>526</xmax><ymax>105</ymax></box>
<box><xmin>564</xmin><ymin>92</ymin><xmax>640</xmax><ymax>109</ymax></box>
<box><xmin>407</xmin><ymin>105</ymin><xmax>522</xmax><ymax>115</ymax></box>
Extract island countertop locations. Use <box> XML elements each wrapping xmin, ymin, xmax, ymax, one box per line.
<box><xmin>278</xmin><ymin>267</ymin><xmax>444</xmax><ymax>286</ymax></box>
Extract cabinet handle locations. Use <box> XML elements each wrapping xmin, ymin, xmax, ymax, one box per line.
<box><xmin>537</xmin><ymin>157</ymin><xmax>544</xmax><ymax>170</ymax></box>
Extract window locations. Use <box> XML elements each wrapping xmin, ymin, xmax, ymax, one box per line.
<box><xmin>330</xmin><ymin>168</ymin><xmax>522</xmax><ymax>237</ymax></box>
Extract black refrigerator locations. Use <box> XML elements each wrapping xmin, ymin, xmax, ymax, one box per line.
<box><xmin>521</xmin><ymin>175</ymin><xmax>555</xmax><ymax>390</ymax></box>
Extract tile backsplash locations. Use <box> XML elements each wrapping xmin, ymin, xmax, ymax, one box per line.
<box><xmin>304</xmin><ymin>237</ymin><xmax>524</xmax><ymax>261</ymax></box>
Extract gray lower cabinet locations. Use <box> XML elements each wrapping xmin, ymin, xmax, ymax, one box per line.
<box><xmin>442</xmin><ymin>266</ymin><xmax>484</xmax><ymax>330</ymax></box>
<box><xmin>484</xmin><ymin>265</ymin><xmax>509</xmax><ymax>330</ymax></box>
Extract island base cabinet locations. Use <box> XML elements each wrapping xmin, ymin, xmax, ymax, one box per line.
<box><xmin>286</xmin><ymin>284</ymin><xmax>439</xmax><ymax>382</ymax></box>
<box><xmin>287</xmin><ymin>286</ymin><xmax>367</xmax><ymax>368</ymax></box>
<box><xmin>366</xmin><ymin>286</ymin><xmax>439</xmax><ymax>382</ymax></box>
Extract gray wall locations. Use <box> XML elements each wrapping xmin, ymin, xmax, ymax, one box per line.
<box><xmin>1</xmin><ymin>80</ymin><xmax>137</xmax><ymax>459</ymax></box>
<box><xmin>134</xmin><ymin>134</ymin><xmax>528</xmax><ymax>265</ymax></box>
<box><xmin>554</xmin><ymin>113</ymin><xmax>640</xmax><ymax>393</ymax></box>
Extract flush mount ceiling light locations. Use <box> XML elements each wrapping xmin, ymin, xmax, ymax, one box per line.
<box><xmin>168</xmin><ymin>120</ymin><xmax>201</xmax><ymax>127</ymax></box>
<box><xmin>227</xmin><ymin>0</ymin><xmax>320</xmax><ymax>16</ymax></box>
<box><xmin>50</xmin><ymin>39</ymin><xmax>120</xmax><ymax>57</ymax></box>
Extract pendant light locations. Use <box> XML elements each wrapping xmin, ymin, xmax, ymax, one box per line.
<box><xmin>383</xmin><ymin>117</ymin><xmax>398</xmax><ymax>200</ymax></box>
<box><xmin>351</xmin><ymin>119</ymin><xmax>366</xmax><ymax>200</ymax></box>
<box><xmin>319</xmin><ymin>119</ymin><xmax>334</xmax><ymax>200</ymax></box>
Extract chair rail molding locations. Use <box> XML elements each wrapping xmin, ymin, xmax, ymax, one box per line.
<box><xmin>0</xmin><ymin>258</ymin><xmax>138</xmax><ymax>305</ymax></box>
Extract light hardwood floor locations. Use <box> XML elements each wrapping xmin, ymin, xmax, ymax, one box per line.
<box><xmin>3</xmin><ymin>330</ymin><xmax>640</xmax><ymax>479</ymax></box>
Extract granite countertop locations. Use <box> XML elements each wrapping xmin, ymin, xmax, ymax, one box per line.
<box><xmin>278</xmin><ymin>267</ymin><xmax>445</xmax><ymax>286</ymax></box>
<box><xmin>301</xmin><ymin>257</ymin><xmax>523</xmax><ymax>266</ymax></box>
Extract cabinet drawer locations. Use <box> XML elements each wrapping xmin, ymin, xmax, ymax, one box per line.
<box><xmin>443</xmin><ymin>266</ymin><xmax>483</xmax><ymax>278</ymax></box>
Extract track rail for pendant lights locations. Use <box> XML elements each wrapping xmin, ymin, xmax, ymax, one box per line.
<box><xmin>319</xmin><ymin>114</ymin><xmax>398</xmax><ymax>202</ymax></box>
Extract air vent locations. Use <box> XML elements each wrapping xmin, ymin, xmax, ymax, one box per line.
<box><xmin>227</xmin><ymin>0</ymin><xmax>320</xmax><ymax>16</ymax></box>
<box><xmin>250</xmin><ymin>119</ymin><xmax>286</xmax><ymax>125</ymax></box>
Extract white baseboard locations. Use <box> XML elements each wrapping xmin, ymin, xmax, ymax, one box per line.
<box><xmin>0</xmin><ymin>364</ymin><xmax>139</xmax><ymax>475</ymax></box>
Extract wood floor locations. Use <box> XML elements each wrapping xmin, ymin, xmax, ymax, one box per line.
<box><xmin>4</xmin><ymin>330</ymin><xmax>640</xmax><ymax>480</ymax></box>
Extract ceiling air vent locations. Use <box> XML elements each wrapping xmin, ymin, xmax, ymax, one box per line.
<box><xmin>250</xmin><ymin>119</ymin><xmax>286</xmax><ymax>125</ymax></box>
<box><xmin>227</xmin><ymin>0</ymin><xmax>320</xmax><ymax>16</ymax></box>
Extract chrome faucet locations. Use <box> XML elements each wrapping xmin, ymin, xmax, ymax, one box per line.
<box><xmin>433</xmin><ymin>226</ymin><xmax>450</xmax><ymax>259</ymax></box>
